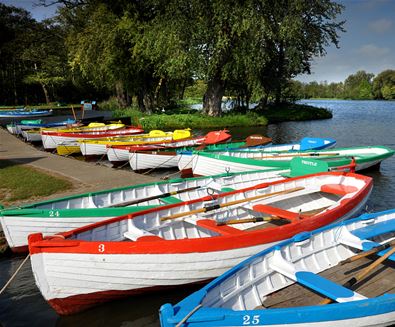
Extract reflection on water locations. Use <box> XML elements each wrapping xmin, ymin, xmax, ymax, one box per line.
<box><xmin>1</xmin><ymin>99</ymin><xmax>395</xmax><ymax>326</ymax></box>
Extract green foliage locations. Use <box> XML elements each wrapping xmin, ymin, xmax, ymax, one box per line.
<box><xmin>113</xmin><ymin>108</ymin><xmax>267</xmax><ymax>129</ymax></box>
<box><xmin>255</xmin><ymin>103</ymin><xmax>332</xmax><ymax>123</ymax></box>
<box><xmin>184</xmin><ymin>80</ymin><xmax>207</xmax><ymax>99</ymax></box>
<box><xmin>0</xmin><ymin>160</ymin><xmax>72</xmax><ymax>205</ymax></box>
<box><xmin>372</xmin><ymin>70</ymin><xmax>395</xmax><ymax>100</ymax></box>
<box><xmin>288</xmin><ymin>70</ymin><xmax>395</xmax><ymax>100</ymax></box>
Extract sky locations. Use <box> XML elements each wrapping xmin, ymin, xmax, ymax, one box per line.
<box><xmin>1</xmin><ymin>0</ymin><xmax>395</xmax><ymax>83</ymax></box>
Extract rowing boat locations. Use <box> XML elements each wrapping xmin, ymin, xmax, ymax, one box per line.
<box><xmin>2</xmin><ymin>165</ymin><xmax>294</xmax><ymax>252</ymax></box>
<box><xmin>160</xmin><ymin>209</ymin><xmax>395</xmax><ymax>327</ymax></box>
<box><xmin>190</xmin><ymin>145</ymin><xmax>394</xmax><ymax>176</ymax></box>
<box><xmin>41</xmin><ymin>124</ymin><xmax>144</xmax><ymax>151</ymax></box>
<box><xmin>178</xmin><ymin>137</ymin><xmax>337</xmax><ymax>175</ymax></box>
<box><xmin>0</xmin><ymin>109</ymin><xmax>53</xmax><ymax>118</ymax></box>
<box><xmin>126</xmin><ymin>131</ymin><xmax>236</xmax><ymax>171</ymax></box>
<box><xmin>108</xmin><ymin>134</ymin><xmax>270</xmax><ymax>166</ymax></box>
<box><xmin>78</xmin><ymin>129</ymin><xmax>193</xmax><ymax>157</ymax></box>
<box><xmin>28</xmin><ymin>171</ymin><xmax>372</xmax><ymax>315</ymax></box>
<box><xmin>6</xmin><ymin>118</ymin><xmax>77</xmax><ymax>135</ymax></box>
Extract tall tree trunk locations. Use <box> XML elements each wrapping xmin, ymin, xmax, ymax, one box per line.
<box><xmin>115</xmin><ymin>80</ymin><xmax>127</xmax><ymax>108</ymax></box>
<box><xmin>13</xmin><ymin>63</ymin><xmax>18</xmax><ymax>105</ymax></box>
<box><xmin>275</xmin><ymin>43</ymin><xmax>285</xmax><ymax>105</ymax></box>
<box><xmin>202</xmin><ymin>76</ymin><xmax>225</xmax><ymax>117</ymax></box>
<box><xmin>40</xmin><ymin>82</ymin><xmax>50</xmax><ymax>104</ymax></box>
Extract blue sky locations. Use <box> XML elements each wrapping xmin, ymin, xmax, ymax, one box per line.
<box><xmin>297</xmin><ymin>0</ymin><xmax>395</xmax><ymax>83</ymax></box>
<box><xmin>2</xmin><ymin>0</ymin><xmax>395</xmax><ymax>83</ymax></box>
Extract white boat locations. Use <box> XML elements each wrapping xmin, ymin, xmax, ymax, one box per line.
<box><xmin>79</xmin><ymin>129</ymin><xmax>193</xmax><ymax>156</ymax></box>
<box><xmin>160</xmin><ymin>209</ymin><xmax>395</xmax><ymax>327</ymax></box>
<box><xmin>1</xmin><ymin>167</ymin><xmax>291</xmax><ymax>252</ymax></box>
<box><xmin>21</xmin><ymin>129</ymin><xmax>42</xmax><ymax>142</ymax></box>
<box><xmin>28</xmin><ymin>171</ymin><xmax>372</xmax><ymax>315</ymax></box>
<box><xmin>178</xmin><ymin>137</ymin><xmax>336</xmax><ymax>174</ymax></box>
<box><xmin>191</xmin><ymin>146</ymin><xmax>394</xmax><ymax>176</ymax></box>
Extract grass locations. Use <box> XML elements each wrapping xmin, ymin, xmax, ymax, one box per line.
<box><xmin>0</xmin><ymin>160</ymin><xmax>73</xmax><ymax>206</ymax></box>
<box><xmin>113</xmin><ymin>107</ymin><xmax>268</xmax><ymax>129</ymax></box>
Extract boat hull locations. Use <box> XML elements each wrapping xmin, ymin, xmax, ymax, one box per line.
<box><xmin>160</xmin><ymin>209</ymin><xmax>395</xmax><ymax>327</ymax></box>
<box><xmin>28</xmin><ymin>172</ymin><xmax>372</xmax><ymax>315</ymax></box>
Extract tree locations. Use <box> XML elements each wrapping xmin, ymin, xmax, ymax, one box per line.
<box><xmin>21</xmin><ymin>20</ymin><xmax>68</xmax><ymax>104</ymax></box>
<box><xmin>0</xmin><ymin>4</ymin><xmax>37</xmax><ymax>105</ymax></box>
<box><xmin>372</xmin><ymin>70</ymin><xmax>395</xmax><ymax>100</ymax></box>
<box><xmin>251</xmin><ymin>0</ymin><xmax>344</xmax><ymax>106</ymax></box>
<box><xmin>343</xmin><ymin>70</ymin><xmax>374</xmax><ymax>99</ymax></box>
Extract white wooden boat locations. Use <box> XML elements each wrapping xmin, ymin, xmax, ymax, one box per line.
<box><xmin>79</xmin><ymin>129</ymin><xmax>192</xmax><ymax>156</ymax></box>
<box><xmin>1</xmin><ymin>168</ymin><xmax>289</xmax><ymax>252</ymax></box>
<box><xmin>178</xmin><ymin>137</ymin><xmax>336</xmax><ymax>174</ymax></box>
<box><xmin>41</xmin><ymin>123</ymin><xmax>130</xmax><ymax>150</ymax></box>
<box><xmin>28</xmin><ymin>171</ymin><xmax>372</xmax><ymax>315</ymax></box>
<box><xmin>107</xmin><ymin>130</ymin><xmax>235</xmax><ymax>166</ymax></box>
<box><xmin>191</xmin><ymin>145</ymin><xmax>394</xmax><ymax>176</ymax></box>
<box><xmin>21</xmin><ymin>129</ymin><xmax>43</xmax><ymax>142</ymax></box>
<box><xmin>160</xmin><ymin>209</ymin><xmax>395</xmax><ymax>327</ymax></box>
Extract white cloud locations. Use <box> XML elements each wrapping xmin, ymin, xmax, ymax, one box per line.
<box><xmin>357</xmin><ymin>44</ymin><xmax>390</xmax><ymax>57</ymax></box>
<box><xmin>368</xmin><ymin>18</ymin><xmax>393</xmax><ymax>33</ymax></box>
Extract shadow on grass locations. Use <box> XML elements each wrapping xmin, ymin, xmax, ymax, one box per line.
<box><xmin>0</xmin><ymin>157</ymin><xmax>46</xmax><ymax>168</ymax></box>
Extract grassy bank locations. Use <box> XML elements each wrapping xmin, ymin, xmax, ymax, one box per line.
<box><xmin>112</xmin><ymin>102</ymin><xmax>331</xmax><ymax>129</ymax></box>
<box><xmin>256</xmin><ymin>103</ymin><xmax>332</xmax><ymax>123</ymax></box>
<box><xmin>113</xmin><ymin>108</ymin><xmax>268</xmax><ymax>129</ymax></box>
<box><xmin>0</xmin><ymin>160</ymin><xmax>73</xmax><ymax>207</ymax></box>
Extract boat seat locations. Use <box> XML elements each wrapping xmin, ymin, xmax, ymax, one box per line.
<box><xmin>270</xmin><ymin>250</ymin><xmax>367</xmax><ymax>303</ymax></box>
<box><xmin>221</xmin><ymin>187</ymin><xmax>235</xmax><ymax>192</ymax></box>
<box><xmin>352</xmin><ymin>219</ymin><xmax>395</xmax><ymax>240</ymax></box>
<box><xmin>160</xmin><ymin>196</ymin><xmax>183</xmax><ymax>204</ymax></box>
<box><xmin>252</xmin><ymin>204</ymin><xmax>301</xmax><ymax>222</ymax></box>
<box><xmin>338</xmin><ymin>222</ymin><xmax>395</xmax><ymax>262</ymax></box>
<box><xmin>320</xmin><ymin>184</ymin><xmax>358</xmax><ymax>196</ymax></box>
<box><xmin>124</xmin><ymin>219</ymin><xmax>162</xmax><ymax>241</ymax></box>
<box><xmin>195</xmin><ymin>219</ymin><xmax>241</xmax><ymax>235</ymax></box>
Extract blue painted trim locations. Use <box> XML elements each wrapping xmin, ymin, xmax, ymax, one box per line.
<box><xmin>295</xmin><ymin>271</ymin><xmax>355</xmax><ymax>300</ymax></box>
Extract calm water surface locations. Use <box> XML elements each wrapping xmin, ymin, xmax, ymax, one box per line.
<box><xmin>1</xmin><ymin>99</ymin><xmax>395</xmax><ymax>326</ymax></box>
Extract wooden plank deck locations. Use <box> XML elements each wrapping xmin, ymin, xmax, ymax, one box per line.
<box><xmin>259</xmin><ymin>256</ymin><xmax>395</xmax><ymax>309</ymax></box>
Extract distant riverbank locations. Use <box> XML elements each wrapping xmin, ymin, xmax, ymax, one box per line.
<box><xmin>112</xmin><ymin>102</ymin><xmax>332</xmax><ymax>129</ymax></box>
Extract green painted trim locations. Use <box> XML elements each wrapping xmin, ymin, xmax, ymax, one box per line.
<box><xmin>0</xmin><ymin>169</ymin><xmax>277</xmax><ymax>212</ymax></box>
<box><xmin>1</xmin><ymin>205</ymin><xmax>155</xmax><ymax>218</ymax></box>
<box><xmin>160</xmin><ymin>196</ymin><xmax>184</xmax><ymax>204</ymax></box>
<box><xmin>196</xmin><ymin>145</ymin><xmax>394</xmax><ymax>169</ymax></box>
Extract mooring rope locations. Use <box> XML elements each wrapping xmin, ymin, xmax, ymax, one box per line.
<box><xmin>161</xmin><ymin>154</ymin><xmax>195</xmax><ymax>180</ymax></box>
<box><xmin>175</xmin><ymin>304</ymin><xmax>202</xmax><ymax>327</ymax></box>
<box><xmin>0</xmin><ymin>254</ymin><xmax>30</xmax><ymax>295</ymax></box>
<box><xmin>141</xmin><ymin>154</ymin><xmax>178</xmax><ymax>175</ymax></box>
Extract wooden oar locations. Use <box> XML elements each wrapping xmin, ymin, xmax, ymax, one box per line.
<box><xmin>160</xmin><ymin>186</ymin><xmax>305</xmax><ymax>222</ymax></box>
<box><xmin>320</xmin><ymin>245</ymin><xmax>395</xmax><ymax>305</ymax></box>
<box><xmin>340</xmin><ymin>239</ymin><xmax>395</xmax><ymax>265</ymax></box>
<box><xmin>253</xmin><ymin>152</ymin><xmax>339</xmax><ymax>159</ymax></box>
<box><xmin>217</xmin><ymin>216</ymin><xmax>285</xmax><ymax>226</ymax></box>
<box><xmin>110</xmin><ymin>186</ymin><xmax>202</xmax><ymax>207</ymax></box>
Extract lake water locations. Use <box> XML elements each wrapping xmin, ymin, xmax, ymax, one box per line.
<box><xmin>1</xmin><ymin>99</ymin><xmax>395</xmax><ymax>326</ymax></box>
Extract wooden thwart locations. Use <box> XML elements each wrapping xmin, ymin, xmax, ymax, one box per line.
<box><xmin>160</xmin><ymin>187</ymin><xmax>305</xmax><ymax>222</ymax></box>
<box><xmin>340</xmin><ymin>239</ymin><xmax>395</xmax><ymax>265</ymax></box>
<box><xmin>320</xmin><ymin>246</ymin><xmax>395</xmax><ymax>305</ymax></box>
<box><xmin>110</xmin><ymin>186</ymin><xmax>201</xmax><ymax>207</ymax></box>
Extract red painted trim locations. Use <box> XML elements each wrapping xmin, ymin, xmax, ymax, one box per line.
<box><xmin>47</xmin><ymin>281</ymin><xmax>209</xmax><ymax>315</ymax></box>
<box><xmin>196</xmin><ymin>219</ymin><xmax>241</xmax><ymax>235</ymax></box>
<box><xmin>321</xmin><ymin>184</ymin><xmax>358</xmax><ymax>196</ymax></box>
<box><xmin>41</xmin><ymin>127</ymin><xmax>143</xmax><ymax>138</ymax></box>
<box><xmin>28</xmin><ymin>172</ymin><xmax>372</xmax><ymax>256</ymax></box>
<box><xmin>10</xmin><ymin>245</ymin><xmax>28</xmax><ymax>254</ymax></box>
<box><xmin>252</xmin><ymin>205</ymin><xmax>301</xmax><ymax>222</ymax></box>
